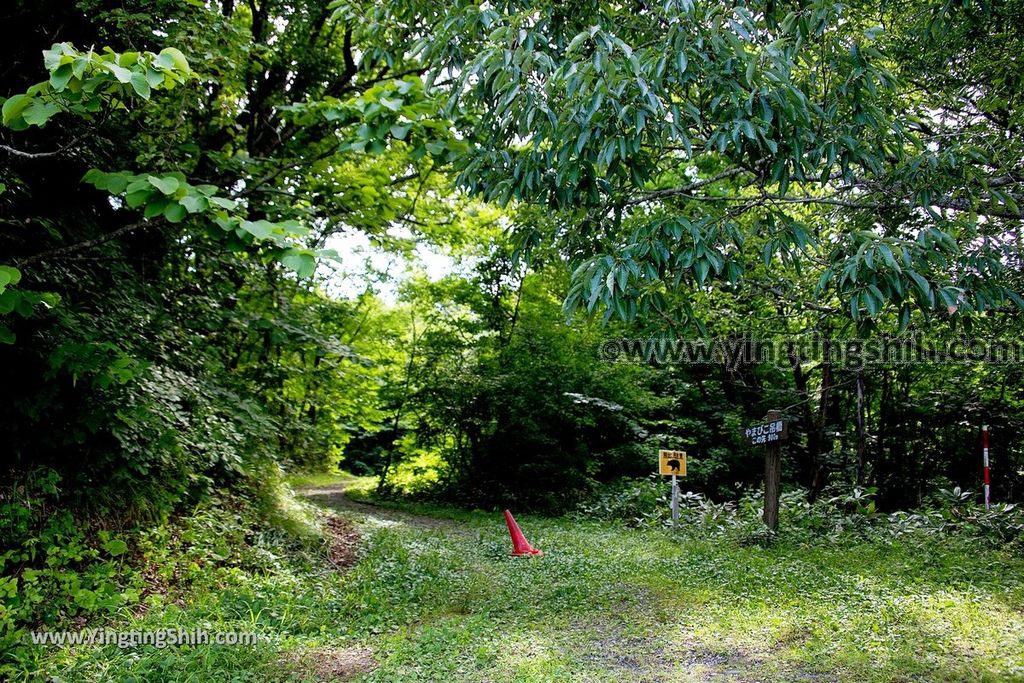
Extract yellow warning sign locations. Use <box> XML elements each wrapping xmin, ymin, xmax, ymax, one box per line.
<box><xmin>658</xmin><ymin>449</ymin><xmax>687</xmax><ymax>476</ymax></box>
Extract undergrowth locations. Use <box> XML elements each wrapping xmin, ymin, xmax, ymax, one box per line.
<box><xmin>0</xmin><ymin>468</ymin><xmax>324</xmax><ymax>680</ymax></box>
<box><xmin>5</xmin><ymin>474</ymin><xmax>1024</xmax><ymax>682</ymax></box>
<box><xmin>576</xmin><ymin>475</ymin><xmax>1024</xmax><ymax>547</ymax></box>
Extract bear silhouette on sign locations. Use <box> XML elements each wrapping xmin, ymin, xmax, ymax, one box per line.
<box><xmin>667</xmin><ymin>458</ymin><xmax>681</xmax><ymax>473</ymax></box>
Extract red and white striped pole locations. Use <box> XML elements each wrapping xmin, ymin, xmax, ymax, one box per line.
<box><xmin>982</xmin><ymin>425</ymin><xmax>991</xmax><ymax>510</ymax></box>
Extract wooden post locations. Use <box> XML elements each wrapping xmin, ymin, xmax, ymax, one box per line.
<box><xmin>983</xmin><ymin>425</ymin><xmax>991</xmax><ymax>509</ymax></box>
<box><xmin>763</xmin><ymin>410</ymin><xmax>782</xmax><ymax>531</ymax></box>
<box><xmin>671</xmin><ymin>474</ymin><xmax>679</xmax><ymax>526</ymax></box>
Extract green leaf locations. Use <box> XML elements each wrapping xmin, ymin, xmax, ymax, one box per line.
<box><xmin>815</xmin><ymin>269</ymin><xmax>833</xmax><ymax>294</ymax></box>
<box><xmin>84</xmin><ymin>169</ymin><xmax>130</xmax><ymax>194</ymax></box>
<box><xmin>72</xmin><ymin>57</ymin><xmax>88</xmax><ymax>79</ymax></box>
<box><xmin>147</xmin><ymin>175</ymin><xmax>180</xmax><ymax>195</ymax></box>
<box><xmin>567</xmin><ymin>30</ymin><xmax>589</xmax><ymax>53</ymax></box>
<box><xmin>42</xmin><ymin>44</ymin><xmax>66</xmax><ymax>71</ymax></box>
<box><xmin>180</xmin><ymin>195</ymin><xmax>208</xmax><ymax>213</ymax></box>
<box><xmin>49</xmin><ymin>63</ymin><xmax>74</xmax><ymax>91</ymax></box>
<box><xmin>864</xmin><ymin>288</ymin><xmax>881</xmax><ymax>316</ymax></box>
<box><xmin>163</xmin><ymin>202</ymin><xmax>187</xmax><ymax>223</ymax></box>
<box><xmin>0</xmin><ymin>291</ymin><xmax>16</xmax><ymax>314</ymax></box>
<box><xmin>938</xmin><ymin>287</ymin><xmax>959</xmax><ymax>309</ymax></box>
<box><xmin>280</xmin><ymin>250</ymin><xmax>316</xmax><ymax>278</ymax></box>
<box><xmin>125</xmin><ymin>189</ymin><xmax>151</xmax><ymax>208</ymax></box>
<box><xmin>102</xmin><ymin>539</ymin><xmax>128</xmax><ymax>557</ymax></box>
<box><xmin>241</xmin><ymin>220</ymin><xmax>274</xmax><ymax>240</ymax></box>
<box><xmin>157</xmin><ymin>47</ymin><xmax>190</xmax><ymax>73</ymax></box>
<box><xmin>82</xmin><ymin>168</ymin><xmax>105</xmax><ymax>186</ymax></box>
<box><xmin>145</xmin><ymin>67</ymin><xmax>165</xmax><ymax>88</ymax></box>
<box><xmin>143</xmin><ymin>196</ymin><xmax>169</xmax><ymax>218</ymax></box>
<box><xmin>898</xmin><ymin>305</ymin><xmax>911</xmax><ymax>332</ymax></box>
<box><xmin>1005</xmin><ymin>289</ymin><xmax>1024</xmax><ymax>311</ymax></box>
<box><xmin>0</xmin><ymin>265</ymin><xmax>22</xmax><ymax>288</ymax></box>
<box><xmin>105</xmin><ymin>174</ymin><xmax>130</xmax><ymax>194</ymax></box>
<box><xmin>209</xmin><ymin>196</ymin><xmax>238</xmax><ymax>210</ymax></box>
<box><xmin>22</xmin><ymin>101</ymin><xmax>61</xmax><ymax>126</ymax></box>
<box><xmin>2</xmin><ymin>94</ymin><xmax>32</xmax><ymax>125</ymax></box>
<box><xmin>14</xmin><ymin>296</ymin><xmax>32</xmax><ymax>317</ymax></box>
<box><xmin>103</xmin><ymin>61</ymin><xmax>134</xmax><ymax>84</ymax></box>
<box><xmin>129</xmin><ymin>71</ymin><xmax>151</xmax><ymax>99</ymax></box>
<box><xmin>695</xmin><ymin>258</ymin><xmax>709</xmax><ymax>284</ymax></box>
<box><xmin>380</xmin><ymin>96</ymin><xmax>403</xmax><ymax>111</ymax></box>
<box><xmin>907</xmin><ymin>270</ymin><xmax>932</xmax><ymax>302</ymax></box>
<box><xmin>389</xmin><ymin>123</ymin><xmax>411</xmax><ymax>140</ymax></box>
<box><xmin>278</xmin><ymin>220</ymin><xmax>308</xmax><ymax>237</ymax></box>
<box><xmin>37</xmin><ymin>292</ymin><xmax>60</xmax><ymax>308</ymax></box>
<box><xmin>0</xmin><ymin>323</ymin><xmax>14</xmax><ymax>345</ymax></box>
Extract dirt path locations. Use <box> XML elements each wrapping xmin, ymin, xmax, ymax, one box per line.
<box><xmin>297</xmin><ymin>482</ymin><xmax>463</xmax><ymax>531</ymax></box>
<box><xmin>286</xmin><ymin>481</ymin><xmax>460</xmax><ymax>682</ymax></box>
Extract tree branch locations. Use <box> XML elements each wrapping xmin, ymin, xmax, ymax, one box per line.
<box><xmin>633</xmin><ymin>182</ymin><xmax>1024</xmax><ymax>220</ymax></box>
<box><xmin>1</xmin><ymin>144</ymin><xmax>61</xmax><ymax>159</ymax></box>
<box><xmin>16</xmin><ymin>219</ymin><xmax>162</xmax><ymax>267</ymax></box>
<box><xmin>628</xmin><ymin>167</ymin><xmax>747</xmax><ymax>204</ymax></box>
<box><xmin>749</xmin><ymin>280</ymin><xmax>840</xmax><ymax>315</ymax></box>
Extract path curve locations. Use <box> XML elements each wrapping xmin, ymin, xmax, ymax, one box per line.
<box><xmin>297</xmin><ymin>482</ymin><xmax>463</xmax><ymax>531</ymax></box>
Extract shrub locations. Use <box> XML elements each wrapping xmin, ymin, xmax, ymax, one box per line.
<box><xmin>575</xmin><ymin>479</ymin><xmax>1024</xmax><ymax>547</ymax></box>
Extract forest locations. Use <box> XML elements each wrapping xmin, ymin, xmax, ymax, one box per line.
<box><xmin>2</xmin><ymin>0</ymin><xmax>1024</xmax><ymax>681</ymax></box>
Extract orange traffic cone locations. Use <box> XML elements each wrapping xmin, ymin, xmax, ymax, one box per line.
<box><xmin>503</xmin><ymin>510</ymin><xmax>543</xmax><ymax>557</ymax></box>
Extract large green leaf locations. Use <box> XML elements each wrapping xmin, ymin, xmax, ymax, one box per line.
<box><xmin>280</xmin><ymin>250</ymin><xmax>317</xmax><ymax>278</ymax></box>
<box><xmin>157</xmin><ymin>47</ymin><xmax>190</xmax><ymax>73</ymax></box>
<box><xmin>147</xmin><ymin>175</ymin><xmax>180</xmax><ymax>195</ymax></box>
<box><xmin>1</xmin><ymin>94</ymin><xmax>31</xmax><ymax>125</ymax></box>
<box><xmin>21</xmin><ymin>101</ymin><xmax>60</xmax><ymax>126</ymax></box>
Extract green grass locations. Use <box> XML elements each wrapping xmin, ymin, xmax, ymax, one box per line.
<box><xmin>283</xmin><ymin>470</ymin><xmax>369</xmax><ymax>490</ymax></box>
<box><xmin>284</xmin><ymin>470</ymin><xmax>379</xmax><ymax>502</ymax></box>
<box><xmin>27</xmin><ymin>476</ymin><xmax>1024</xmax><ymax>682</ymax></box>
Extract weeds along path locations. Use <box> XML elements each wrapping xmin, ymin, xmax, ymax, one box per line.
<box><xmin>31</xmin><ymin>481</ymin><xmax>1024</xmax><ymax>682</ymax></box>
<box><xmin>291</xmin><ymin>481</ymin><xmax>1024</xmax><ymax>683</ymax></box>
<box><xmin>292</xmin><ymin>482</ymin><xmax>819</xmax><ymax>682</ymax></box>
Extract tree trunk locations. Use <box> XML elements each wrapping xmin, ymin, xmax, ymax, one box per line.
<box><xmin>377</xmin><ymin>314</ymin><xmax>418</xmax><ymax>491</ymax></box>
<box><xmin>763</xmin><ymin>409</ymin><xmax>783</xmax><ymax>531</ymax></box>
<box><xmin>808</xmin><ymin>353</ymin><xmax>833</xmax><ymax>502</ymax></box>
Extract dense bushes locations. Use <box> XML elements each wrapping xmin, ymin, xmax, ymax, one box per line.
<box><xmin>365</xmin><ymin>258</ymin><xmax>1024</xmax><ymax>514</ymax></box>
<box><xmin>367</xmin><ymin>269</ymin><xmax>667</xmax><ymax>512</ymax></box>
<box><xmin>0</xmin><ymin>475</ymin><xmax>322</xmax><ymax>678</ymax></box>
<box><xmin>576</xmin><ymin>477</ymin><xmax>1024</xmax><ymax>547</ymax></box>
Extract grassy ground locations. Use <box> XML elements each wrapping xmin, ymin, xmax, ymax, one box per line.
<box><xmin>30</xmin><ymin>475</ymin><xmax>1024</xmax><ymax>682</ymax></box>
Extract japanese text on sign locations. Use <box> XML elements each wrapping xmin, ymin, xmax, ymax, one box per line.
<box><xmin>741</xmin><ymin>419</ymin><xmax>788</xmax><ymax>445</ymax></box>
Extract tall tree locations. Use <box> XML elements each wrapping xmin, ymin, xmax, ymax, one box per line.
<box><xmin>358</xmin><ymin>0</ymin><xmax>1024</xmax><ymax>329</ymax></box>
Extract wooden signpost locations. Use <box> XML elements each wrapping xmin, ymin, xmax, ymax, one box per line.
<box><xmin>658</xmin><ymin>449</ymin><xmax>687</xmax><ymax>524</ymax></box>
<box><xmin>741</xmin><ymin>411</ymin><xmax>788</xmax><ymax>530</ymax></box>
